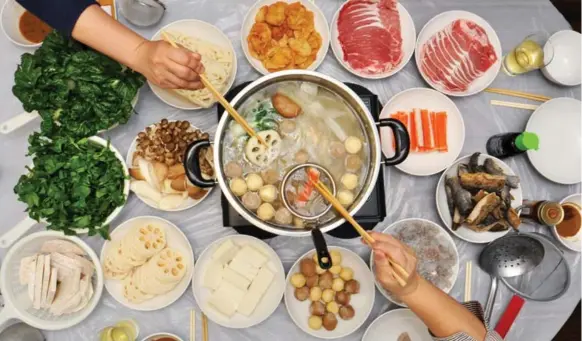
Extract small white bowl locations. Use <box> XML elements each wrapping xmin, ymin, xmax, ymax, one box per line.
<box><xmin>542</xmin><ymin>30</ymin><xmax>582</xmax><ymax>86</ymax></box>
<box><xmin>1</xmin><ymin>0</ymin><xmax>41</xmax><ymax>48</ymax></box>
<box><xmin>140</xmin><ymin>332</ymin><xmax>183</xmax><ymax>341</ymax></box>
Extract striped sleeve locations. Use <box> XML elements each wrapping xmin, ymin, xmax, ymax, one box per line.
<box><xmin>432</xmin><ymin>301</ymin><xmax>504</xmax><ymax>341</ymax></box>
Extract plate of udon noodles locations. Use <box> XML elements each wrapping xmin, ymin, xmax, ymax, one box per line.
<box><xmin>150</xmin><ymin>20</ymin><xmax>237</xmax><ymax>110</ymax></box>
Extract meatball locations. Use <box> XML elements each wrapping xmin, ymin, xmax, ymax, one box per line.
<box><xmin>345</xmin><ymin>154</ymin><xmax>362</xmax><ymax>172</ymax></box>
<box><xmin>310</xmin><ymin>301</ymin><xmax>325</xmax><ymax>316</ymax></box>
<box><xmin>339</xmin><ymin>305</ymin><xmax>355</xmax><ymax>320</ymax></box>
<box><xmin>344</xmin><ymin>279</ymin><xmax>360</xmax><ymax>294</ymax></box>
<box><xmin>241</xmin><ymin>192</ymin><xmax>261</xmax><ymax>211</ymax></box>
<box><xmin>329</xmin><ymin>141</ymin><xmax>346</xmax><ymax>158</ymax></box>
<box><xmin>261</xmin><ymin>169</ymin><xmax>279</xmax><ymax>185</ymax></box>
<box><xmin>274</xmin><ymin>207</ymin><xmax>293</xmax><ymax>225</ymax></box>
<box><xmin>294</xmin><ymin>286</ymin><xmax>309</xmax><ymax>301</ymax></box>
<box><xmin>322</xmin><ymin>312</ymin><xmax>338</xmax><ymax>331</ymax></box>
<box><xmin>300</xmin><ymin>258</ymin><xmax>317</xmax><ymax>277</ymax></box>
<box><xmin>294</xmin><ymin>149</ymin><xmax>309</xmax><ymax>163</ymax></box>
<box><xmin>279</xmin><ymin>120</ymin><xmax>297</xmax><ymax>134</ymax></box>
<box><xmin>224</xmin><ymin>161</ymin><xmax>243</xmax><ymax>178</ymax></box>
<box><xmin>335</xmin><ymin>291</ymin><xmax>351</xmax><ymax>305</ymax></box>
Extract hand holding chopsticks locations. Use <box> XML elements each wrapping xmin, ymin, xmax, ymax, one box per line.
<box><xmin>160</xmin><ymin>31</ymin><xmax>266</xmax><ymax>145</ymax></box>
<box><xmin>310</xmin><ymin>178</ymin><xmax>410</xmax><ymax>287</ymax></box>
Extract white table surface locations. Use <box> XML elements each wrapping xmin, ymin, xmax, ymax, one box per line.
<box><xmin>0</xmin><ymin>0</ymin><xmax>580</xmax><ymax>340</ymax></box>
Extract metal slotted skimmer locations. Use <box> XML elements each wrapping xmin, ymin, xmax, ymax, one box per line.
<box><xmin>479</xmin><ymin>232</ymin><xmax>571</xmax><ymax>322</ymax></box>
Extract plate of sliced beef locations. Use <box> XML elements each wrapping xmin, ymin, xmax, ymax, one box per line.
<box><xmin>415</xmin><ymin>11</ymin><xmax>502</xmax><ymax>96</ymax></box>
<box><xmin>331</xmin><ymin>0</ymin><xmax>416</xmax><ymax>79</ymax></box>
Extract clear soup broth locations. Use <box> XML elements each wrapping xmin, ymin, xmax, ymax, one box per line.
<box><xmin>222</xmin><ymin>81</ymin><xmax>370</xmax><ymax>228</ymax></box>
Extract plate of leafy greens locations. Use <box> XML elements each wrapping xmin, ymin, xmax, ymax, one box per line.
<box><xmin>10</xmin><ymin>31</ymin><xmax>145</xmax><ymax>138</ymax></box>
<box><xmin>1</xmin><ymin>135</ymin><xmax>130</xmax><ymax>248</ymax></box>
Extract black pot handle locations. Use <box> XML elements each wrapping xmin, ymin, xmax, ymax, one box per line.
<box><xmin>184</xmin><ymin>139</ymin><xmax>216</xmax><ymax>188</ymax></box>
<box><xmin>377</xmin><ymin>118</ymin><xmax>410</xmax><ymax>166</ymax></box>
<box><xmin>311</xmin><ymin>228</ymin><xmax>332</xmax><ymax>270</ymax></box>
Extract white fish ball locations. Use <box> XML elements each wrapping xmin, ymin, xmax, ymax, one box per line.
<box><xmin>337</xmin><ymin>190</ymin><xmax>355</xmax><ymax>207</ymax></box>
<box><xmin>340</xmin><ymin>173</ymin><xmax>358</xmax><ymax>190</ymax></box>
<box><xmin>259</xmin><ymin>184</ymin><xmax>277</xmax><ymax>203</ymax></box>
<box><xmin>344</xmin><ymin>136</ymin><xmax>362</xmax><ymax>154</ymax></box>
<box><xmin>257</xmin><ymin>203</ymin><xmax>275</xmax><ymax>221</ymax></box>
<box><xmin>230</xmin><ymin>178</ymin><xmax>247</xmax><ymax>196</ymax></box>
<box><xmin>245</xmin><ymin>173</ymin><xmax>264</xmax><ymax>191</ymax></box>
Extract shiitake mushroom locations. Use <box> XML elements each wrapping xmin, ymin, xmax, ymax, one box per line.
<box><xmin>339</xmin><ymin>305</ymin><xmax>355</xmax><ymax>320</ymax></box>
<box><xmin>294</xmin><ymin>286</ymin><xmax>309</xmax><ymax>301</ymax></box>
<box><xmin>309</xmin><ymin>301</ymin><xmax>325</xmax><ymax>316</ymax></box>
<box><xmin>322</xmin><ymin>312</ymin><xmax>338</xmax><ymax>331</ymax></box>
<box><xmin>300</xmin><ymin>258</ymin><xmax>317</xmax><ymax>277</ymax></box>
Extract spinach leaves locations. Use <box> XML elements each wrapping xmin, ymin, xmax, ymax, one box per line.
<box><xmin>12</xmin><ymin>31</ymin><xmax>145</xmax><ymax>138</ymax></box>
<box><xmin>14</xmin><ymin>133</ymin><xmax>127</xmax><ymax>239</ymax></box>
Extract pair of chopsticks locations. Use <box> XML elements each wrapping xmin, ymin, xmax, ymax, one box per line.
<box><xmin>160</xmin><ymin>32</ymin><xmax>266</xmax><ymax>146</ymax></box>
<box><xmin>464</xmin><ymin>261</ymin><xmax>472</xmax><ymax>302</ymax></box>
<box><xmin>310</xmin><ymin>178</ymin><xmax>410</xmax><ymax>287</ymax></box>
<box><xmin>490</xmin><ymin>100</ymin><xmax>539</xmax><ymax>111</ymax></box>
<box><xmin>190</xmin><ymin>310</ymin><xmax>208</xmax><ymax>341</ymax></box>
<box><xmin>485</xmin><ymin>88</ymin><xmax>551</xmax><ymax>102</ymax></box>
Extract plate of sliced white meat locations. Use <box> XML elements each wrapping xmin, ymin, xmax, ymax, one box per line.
<box><xmin>331</xmin><ymin>0</ymin><xmax>416</xmax><ymax>79</ymax></box>
<box><xmin>192</xmin><ymin>235</ymin><xmax>285</xmax><ymax>328</ymax></box>
<box><xmin>415</xmin><ymin>10</ymin><xmax>502</xmax><ymax>96</ymax></box>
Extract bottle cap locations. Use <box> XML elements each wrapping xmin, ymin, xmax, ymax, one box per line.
<box><xmin>515</xmin><ymin>132</ymin><xmax>539</xmax><ymax>151</ymax></box>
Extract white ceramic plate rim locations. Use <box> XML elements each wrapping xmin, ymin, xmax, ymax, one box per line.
<box><xmin>100</xmin><ymin>216</ymin><xmax>194</xmax><ymax>311</ymax></box>
<box><xmin>125</xmin><ymin>120</ymin><xmax>213</xmax><ymax>212</ymax></box>
<box><xmin>361</xmin><ymin>308</ymin><xmax>433</xmax><ymax>341</ymax></box>
<box><xmin>329</xmin><ymin>2</ymin><xmax>416</xmax><ymax>79</ymax></box>
<box><xmin>414</xmin><ymin>10</ymin><xmax>502</xmax><ymax>97</ymax></box>
<box><xmin>370</xmin><ymin>218</ymin><xmax>459</xmax><ymax>307</ymax></box>
<box><xmin>525</xmin><ymin>97</ymin><xmax>582</xmax><ymax>185</ymax></box>
<box><xmin>379</xmin><ymin>87</ymin><xmax>465</xmax><ymax>176</ymax></box>
<box><xmin>435</xmin><ymin>154</ymin><xmax>522</xmax><ymax>243</ymax></box>
<box><xmin>240</xmin><ymin>0</ymin><xmax>331</xmax><ymax>75</ymax></box>
<box><xmin>284</xmin><ymin>246</ymin><xmax>375</xmax><ymax>339</ymax></box>
<box><xmin>149</xmin><ymin>19</ymin><xmax>237</xmax><ymax>110</ymax></box>
<box><xmin>552</xmin><ymin>193</ymin><xmax>582</xmax><ymax>252</ymax></box>
<box><xmin>191</xmin><ymin>234</ymin><xmax>285</xmax><ymax>329</ymax></box>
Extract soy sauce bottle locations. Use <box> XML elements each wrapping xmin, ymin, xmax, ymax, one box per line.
<box><xmin>486</xmin><ymin>131</ymin><xmax>539</xmax><ymax>159</ymax></box>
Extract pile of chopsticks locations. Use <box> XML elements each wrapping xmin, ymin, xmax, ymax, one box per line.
<box><xmin>190</xmin><ymin>310</ymin><xmax>208</xmax><ymax>341</ymax></box>
<box><xmin>486</xmin><ymin>88</ymin><xmax>551</xmax><ymax>110</ymax></box>
<box><xmin>311</xmin><ymin>178</ymin><xmax>410</xmax><ymax>287</ymax></box>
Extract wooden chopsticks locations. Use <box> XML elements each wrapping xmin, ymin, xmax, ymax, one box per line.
<box><xmin>490</xmin><ymin>100</ymin><xmax>539</xmax><ymax>111</ymax></box>
<box><xmin>311</xmin><ymin>179</ymin><xmax>410</xmax><ymax>287</ymax></box>
<box><xmin>160</xmin><ymin>31</ymin><xmax>266</xmax><ymax>145</ymax></box>
<box><xmin>190</xmin><ymin>310</ymin><xmax>196</xmax><ymax>341</ymax></box>
<box><xmin>464</xmin><ymin>261</ymin><xmax>472</xmax><ymax>302</ymax></box>
<box><xmin>485</xmin><ymin>87</ymin><xmax>551</xmax><ymax>102</ymax></box>
<box><xmin>202</xmin><ymin>312</ymin><xmax>209</xmax><ymax>341</ymax></box>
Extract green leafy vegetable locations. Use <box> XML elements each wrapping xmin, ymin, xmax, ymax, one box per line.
<box><xmin>12</xmin><ymin>31</ymin><xmax>145</xmax><ymax>138</ymax></box>
<box><xmin>249</xmin><ymin>101</ymin><xmax>278</xmax><ymax>131</ymax></box>
<box><xmin>14</xmin><ymin>133</ymin><xmax>127</xmax><ymax>239</ymax></box>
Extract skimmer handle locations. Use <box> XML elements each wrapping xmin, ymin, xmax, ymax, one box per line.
<box><xmin>0</xmin><ymin>111</ymin><xmax>39</xmax><ymax>134</ymax></box>
<box><xmin>484</xmin><ymin>276</ymin><xmax>499</xmax><ymax>324</ymax></box>
<box><xmin>0</xmin><ymin>217</ymin><xmax>38</xmax><ymax>248</ymax></box>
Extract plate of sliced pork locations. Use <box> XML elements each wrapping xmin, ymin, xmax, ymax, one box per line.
<box><xmin>331</xmin><ymin>0</ymin><xmax>416</xmax><ymax>79</ymax></box>
<box><xmin>415</xmin><ymin>11</ymin><xmax>502</xmax><ymax>96</ymax></box>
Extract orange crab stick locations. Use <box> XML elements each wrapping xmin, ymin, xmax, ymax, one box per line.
<box><xmin>435</xmin><ymin>112</ymin><xmax>448</xmax><ymax>152</ymax></box>
<box><xmin>420</xmin><ymin>109</ymin><xmax>434</xmax><ymax>151</ymax></box>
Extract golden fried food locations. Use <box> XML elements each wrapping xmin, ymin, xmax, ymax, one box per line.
<box><xmin>247</xmin><ymin>1</ymin><xmax>321</xmax><ymax>71</ymax></box>
<box><xmin>248</xmin><ymin>22</ymin><xmax>272</xmax><ymax>59</ymax></box>
<box><xmin>265</xmin><ymin>2</ymin><xmax>288</xmax><ymax>26</ymax></box>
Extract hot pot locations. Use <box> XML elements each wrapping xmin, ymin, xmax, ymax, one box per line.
<box><xmin>184</xmin><ymin>70</ymin><xmax>409</xmax><ymax>267</ymax></box>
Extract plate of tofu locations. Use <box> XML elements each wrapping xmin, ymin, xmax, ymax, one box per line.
<box><xmin>100</xmin><ymin>216</ymin><xmax>194</xmax><ymax>311</ymax></box>
<box><xmin>192</xmin><ymin>235</ymin><xmax>285</xmax><ymax>328</ymax></box>
<box><xmin>0</xmin><ymin>231</ymin><xmax>103</xmax><ymax>330</ymax></box>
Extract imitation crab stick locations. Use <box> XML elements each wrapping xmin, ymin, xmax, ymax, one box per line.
<box><xmin>420</xmin><ymin>109</ymin><xmax>434</xmax><ymax>151</ymax></box>
<box><xmin>390</xmin><ymin>110</ymin><xmax>448</xmax><ymax>153</ymax></box>
<box><xmin>435</xmin><ymin>112</ymin><xmax>448</xmax><ymax>152</ymax></box>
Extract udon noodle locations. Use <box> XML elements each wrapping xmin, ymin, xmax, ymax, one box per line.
<box><xmin>163</xmin><ymin>30</ymin><xmax>233</xmax><ymax>108</ymax></box>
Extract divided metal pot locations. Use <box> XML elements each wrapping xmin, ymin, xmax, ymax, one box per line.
<box><xmin>184</xmin><ymin>70</ymin><xmax>410</xmax><ymax>267</ymax></box>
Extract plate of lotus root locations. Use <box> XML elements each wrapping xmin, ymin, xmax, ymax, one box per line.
<box><xmin>100</xmin><ymin>216</ymin><xmax>194</xmax><ymax>311</ymax></box>
<box><xmin>242</xmin><ymin>0</ymin><xmax>330</xmax><ymax>74</ymax></box>
<box><xmin>284</xmin><ymin>247</ymin><xmax>375</xmax><ymax>339</ymax></box>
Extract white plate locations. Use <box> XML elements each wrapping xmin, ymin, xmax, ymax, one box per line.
<box><xmin>542</xmin><ymin>30</ymin><xmax>582</xmax><ymax>87</ymax></box>
<box><xmin>379</xmin><ymin>88</ymin><xmax>465</xmax><ymax>176</ymax></box>
<box><xmin>415</xmin><ymin>10</ymin><xmax>502</xmax><ymax>97</ymax></box>
<box><xmin>241</xmin><ymin>0</ymin><xmax>330</xmax><ymax>75</ymax></box>
<box><xmin>525</xmin><ymin>97</ymin><xmax>582</xmax><ymax>184</ymax></box>
<box><xmin>192</xmin><ymin>235</ymin><xmax>285</xmax><ymax>329</ymax></box>
<box><xmin>552</xmin><ymin>194</ymin><xmax>582</xmax><ymax>253</ymax></box>
<box><xmin>330</xmin><ymin>2</ymin><xmax>415</xmax><ymax>79</ymax></box>
<box><xmin>101</xmin><ymin>216</ymin><xmax>194</xmax><ymax>311</ymax></box>
<box><xmin>284</xmin><ymin>247</ymin><xmax>375</xmax><ymax>339</ymax></box>
<box><xmin>436</xmin><ymin>154</ymin><xmax>522</xmax><ymax>243</ymax></box>
<box><xmin>149</xmin><ymin>19</ymin><xmax>237</xmax><ymax>110</ymax></box>
<box><xmin>125</xmin><ymin>121</ymin><xmax>212</xmax><ymax>212</ymax></box>
<box><xmin>362</xmin><ymin>308</ymin><xmax>433</xmax><ymax>341</ymax></box>
<box><xmin>370</xmin><ymin>218</ymin><xmax>459</xmax><ymax>307</ymax></box>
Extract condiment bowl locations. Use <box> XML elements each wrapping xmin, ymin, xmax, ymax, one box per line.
<box><xmin>140</xmin><ymin>332</ymin><xmax>184</xmax><ymax>341</ymax></box>
<box><xmin>1</xmin><ymin>0</ymin><xmax>41</xmax><ymax>48</ymax></box>
<box><xmin>542</xmin><ymin>30</ymin><xmax>582</xmax><ymax>86</ymax></box>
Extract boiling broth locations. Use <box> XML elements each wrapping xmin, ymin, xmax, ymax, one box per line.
<box><xmin>222</xmin><ymin>81</ymin><xmax>371</xmax><ymax>228</ymax></box>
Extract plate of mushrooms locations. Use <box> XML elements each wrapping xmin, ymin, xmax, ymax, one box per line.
<box><xmin>126</xmin><ymin>119</ymin><xmax>215</xmax><ymax>211</ymax></box>
<box><xmin>284</xmin><ymin>247</ymin><xmax>375</xmax><ymax>339</ymax></box>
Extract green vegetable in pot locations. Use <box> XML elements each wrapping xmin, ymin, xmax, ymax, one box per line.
<box><xmin>12</xmin><ymin>31</ymin><xmax>145</xmax><ymax>138</ymax></box>
<box><xmin>14</xmin><ymin>133</ymin><xmax>127</xmax><ymax>239</ymax></box>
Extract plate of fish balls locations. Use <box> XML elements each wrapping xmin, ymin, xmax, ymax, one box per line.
<box><xmin>284</xmin><ymin>247</ymin><xmax>375</xmax><ymax>339</ymax></box>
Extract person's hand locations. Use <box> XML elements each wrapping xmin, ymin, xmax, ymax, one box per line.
<box><xmin>367</xmin><ymin>232</ymin><xmax>420</xmax><ymax>298</ymax></box>
<box><xmin>133</xmin><ymin>40</ymin><xmax>205</xmax><ymax>90</ymax></box>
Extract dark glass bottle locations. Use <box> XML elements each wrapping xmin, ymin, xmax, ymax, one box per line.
<box><xmin>486</xmin><ymin>131</ymin><xmax>539</xmax><ymax>159</ymax></box>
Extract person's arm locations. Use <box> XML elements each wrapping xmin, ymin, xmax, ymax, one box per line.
<box><xmin>16</xmin><ymin>1</ymin><xmax>203</xmax><ymax>90</ymax></box>
<box><xmin>369</xmin><ymin>232</ymin><xmax>490</xmax><ymax>341</ymax></box>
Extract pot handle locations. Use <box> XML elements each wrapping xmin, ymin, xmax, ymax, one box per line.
<box><xmin>184</xmin><ymin>139</ymin><xmax>216</xmax><ymax>188</ymax></box>
<box><xmin>311</xmin><ymin>228</ymin><xmax>332</xmax><ymax>270</ymax></box>
<box><xmin>377</xmin><ymin>118</ymin><xmax>410</xmax><ymax>166</ymax></box>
